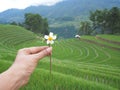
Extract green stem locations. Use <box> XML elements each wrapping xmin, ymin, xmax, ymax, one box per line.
<box><xmin>49</xmin><ymin>44</ymin><xmax>52</xmax><ymax>74</ymax></box>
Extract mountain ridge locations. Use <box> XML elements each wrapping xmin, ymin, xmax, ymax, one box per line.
<box><xmin>0</xmin><ymin>0</ymin><xmax>120</xmax><ymax>38</ymax></box>
<box><xmin>0</xmin><ymin>0</ymin><xmax>120</xmax><ymax>23</ymax></box>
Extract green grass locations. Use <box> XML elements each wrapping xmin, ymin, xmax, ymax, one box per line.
<box><xmin>97</xmin><ymin>34</ymin><xmax>120</xmax><ymax>42</ymax></box>
<box><xmin>0</xmin><ymin>24</ymin><xmax>36</xmax><ymax>46</ymax></box>
<box><xmin>81</xmin><ymin>35</ymin><xmax>120</xmax><ymax>48</ymax></box>
<box><xmin>0</xmin><ymin>24</ymin><xmax>120</xmax><ymax>90</ymax></box>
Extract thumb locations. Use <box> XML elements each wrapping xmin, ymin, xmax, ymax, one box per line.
<box><xmin>34</xmin><ymin>47</ymin><xmax>52</xmax><ymax>62</ymax></box>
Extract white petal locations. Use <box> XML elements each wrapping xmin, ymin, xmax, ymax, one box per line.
<box><xmin>44</xmin><ymin>35</ymin><xmax>49</xmax><ymax>39</ymax></box>
<box><xmin>49</xmin><ymin>32</ymin><xmax>53</xmax><ymax>37</ymax></box>
<box><xmin>50</xmin><ymin>40</ymin><xmax>54</xmax><ymax>44</ymax></box>
<box><xmin>53</xmin><ymin>35</ymin><xmax>57</xmax><ymax>40</ymax></box>
<box><xmin>47</xmin><ymin>40</ymin><xmax>50</xmax><ymax>44</ymax></box>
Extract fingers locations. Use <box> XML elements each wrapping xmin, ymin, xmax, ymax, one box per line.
<box><xmin>18</xmin><ymin>46</ymin><xmax>49</xmax><ymax>55</ymax></box>
<box><xmin>28</xmin><ymin>46</ymin><xmax>49</xmax><ymax>54</ymax></box>
<box><xmin>17</xmin><ymin>46</ymin><xmax>52</xmax><ymax>63</ymax></box>
<box><xmin>34</xmin><ymin>47</ymin><xmax>52</xmax><ymax>61</ymax></box>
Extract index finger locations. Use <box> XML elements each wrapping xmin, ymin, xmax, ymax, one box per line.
<box><xmin>19</xmin><ymin>46</ymin><xmax>49</xmax><ymax>55</ymax></box>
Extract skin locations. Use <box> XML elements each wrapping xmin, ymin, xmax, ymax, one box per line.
<box><xmin>0</xmin><ymin>46</ymin><xmax>52</xmax><ymax>90</ymax></box>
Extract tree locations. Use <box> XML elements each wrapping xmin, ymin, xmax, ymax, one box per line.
<box><xmin>78</xmin><ymin>21</ymin><xmax>92</xmax><ymax>35</ymax></box>
<box><xmin>24</xmin><ymin>13</ymin><xmax>49</xmax><ymax>34</ymax></box>
<box><xmin>42</xmin><ymin>18</ymin><xmax>49</xmax><ymax>35</ymax></box>
<box><xmin>90</xmin><ymin>7</ymin><xmax>120</xmax><ymax>34</ymax></box>
<box><xmin>107</xmin><ymin>7</ymin><xmax>120</xmax><ymax>34</ymax></box>
<box><xmin>10</xmin><ymin>21</ymin><xmax>18</xmax><ymax>25</ymax></box>
<box><xmin>90</xmin><ymin>9</ymin><xmax>108</xmax><ymax>34</ymax></box>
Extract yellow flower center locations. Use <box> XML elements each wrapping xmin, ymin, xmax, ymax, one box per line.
<box><xmin>48</xmin><ymin>36</ymin><xmax>53</xmax><ymax>41</ymax></box>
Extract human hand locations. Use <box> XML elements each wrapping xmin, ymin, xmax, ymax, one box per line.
<box><xmin>0</xmin><ymin>46</ymin><xmax>52</xmax><ymax>90</ymax></box>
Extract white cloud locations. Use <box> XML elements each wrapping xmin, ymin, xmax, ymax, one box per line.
<box><xmin>0</xmin><ymin>0</ymin><xmax>63</xmax><ymax>12</ymax></box>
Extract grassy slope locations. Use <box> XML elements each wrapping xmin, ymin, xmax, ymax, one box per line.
<box><xmin>0</xmin><ymin>24</ymin><xmax>36</xmax><ymax>46</ymax></box>
<box><xmin>0</xmin><ymin>25</ymin><xmax>120</xmax><ymax>90</ymax></box>
<box><xmin>97</xmin><ymin>34</ymin><xmax>120</xmax><ymax>42</ymax></box>
<box><xmin>82</xmin><ymin>35</ymin><xmax>120</xmax><ymax>48</ymax></box>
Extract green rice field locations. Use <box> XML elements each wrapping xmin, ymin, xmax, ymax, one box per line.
<box><xmin>0</xmin><ymin>25</ymin><xmax>120</xmax><ymax>90</ymax></box>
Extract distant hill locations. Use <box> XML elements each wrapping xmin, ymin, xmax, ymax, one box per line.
<box><xmin>0</xmin><ymin>0</ymin><xmax>120</xmax><ymax>38</ymax></box>
<box><xmin>0</xmin><ymin>0</ymin><xmax>120</xmax><ymax>23</ymax></box>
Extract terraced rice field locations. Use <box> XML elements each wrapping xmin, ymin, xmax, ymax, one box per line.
<box><xmin>0</xmin><ymin>25</ymin><xmax>120</xmax><ymax>90</ymax></box>
<box><xmin>97</xmin><ymin>35</ymin><xmax>120</xmax><ymax>42</ymax></box>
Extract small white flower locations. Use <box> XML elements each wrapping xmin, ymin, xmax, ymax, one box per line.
<box><xmin>75</xmin><ymin>35</ymin><xmax>80</xmax><ymax>38</ymax></box>
<box><xmin>44</xmin><ymin>32</ymin><xmax>57</xmax><ymax>44</ymax></box>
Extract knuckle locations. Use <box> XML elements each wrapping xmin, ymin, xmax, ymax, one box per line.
<box><xmin>43</xmin><ymin>49</ymin><xmax>49</xmax><ymax>56</ymax></box>
<box><xmin>18</xmin><ymin>48</ymin><xmax>27</xmax><ymax>53</ymax></box>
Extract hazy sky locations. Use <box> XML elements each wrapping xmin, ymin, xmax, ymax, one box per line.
<box><xmin>0</xmin><ymin>0</ymin><xmax>63</xmax><ymax>12</ymax></box>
